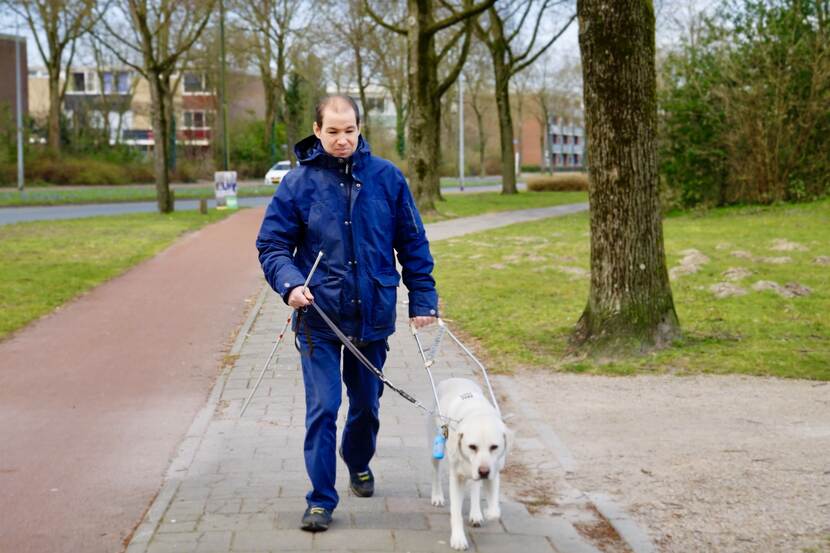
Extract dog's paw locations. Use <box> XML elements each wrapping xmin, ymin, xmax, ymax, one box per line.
<box><xmin>485</xmin><ymin>506</ymin><xmax>501</xmax><ymax>521</ymax></box>
<box><xmin>431</xmin><ymin>494</ymin><xmax>445</xmax><ymax>507</ymax></box>
<box><xmin>468</xmin><ymin>512</ymin><xmax>484</xmax><ymax>527</ymax></box>
<box><xmin>450</xmin><ymin>532</ymin><xmax>469</xmax><ymax>550</ymax></box>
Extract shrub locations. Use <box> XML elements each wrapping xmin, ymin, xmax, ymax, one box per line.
<box><xmin>521</xmin><ymin>164</ymin><xmax>540</xmax><ymax>172</ymax></box>
<box><xmin>527</xmin><ymin>172</ymin><xmax>589</xmax><ymax>192</ymax></box>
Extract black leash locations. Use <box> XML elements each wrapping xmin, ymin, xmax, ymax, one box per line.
<box><xmin>308</xmin><ymin>302</ymin><xmax>427</xmax><ymax>411</ymax></box>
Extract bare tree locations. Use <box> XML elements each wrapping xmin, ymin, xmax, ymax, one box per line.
<box><xmin>231</xmin><ymin>0</ymin><xmax>305</xmax><ymax>162</ymax></box>
<box><xmin>366</xmin><ymin>0</ymin><xmax>495</xmax><ymax>212</ymax></box>
<box><xmin>323</xmin><ymin>0</ymin><xmax>378</xmax><ymax>142</ymax></box>
<box><xmin>9</xmin><ymin>0</ymin><xmax>97</xmax><ymax>153</ymax></box>
<box><xmin>531</xmin><ymin>53</ymin><xmax>582</xmax><ymax>173</ymax></box>
<box><xmin>463</xmin><ymin>43</ymin><xmax>493</xmax><ymax>176</ymax></box>
<box><xmin>366</xmin><ymin>19</ymin><xmax>409</xmax><ymax>158</ymax></box>
<box><xmin>96</xmin><ymin>0</ymin><xmax>217</xmax><ymax>213</ymax></box>
<box><xmin>573</xmin><ymin>0</ymin><xmax>680</xmax><ymax>353</ymax></box>
<box><xmin>474</xmin><ymin>0</ymin><xmax>575</xmax><ymax>193</ymax></box>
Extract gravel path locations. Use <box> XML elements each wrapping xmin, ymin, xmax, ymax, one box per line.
<box><xmin>509</xmin><ymin>371</ymin><xmax>830</xmax><ymax>553</ymax></box>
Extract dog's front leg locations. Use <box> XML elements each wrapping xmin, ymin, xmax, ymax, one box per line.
<box><xmin>468</xmin><ymin>479</ymin><xmax>484</xmax><ymax>526</ymax></box>
<box><xmin>430</xmin><ymin>457</ymin><xmax>445</xmax><ymax>506</ymax></box>
<box><xmin>484</xmin><ymin>472</ymin><xmax>501</xmax><ymax>521</ymax></box>
<box><xmin>449</xmin><ymin>471</ymin><xmax>468</xmax><ymax>550</ymax></box>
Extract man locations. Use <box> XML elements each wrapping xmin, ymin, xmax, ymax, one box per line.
<box><xmin>256</xmin><ymin>95</ymin><xmax>438</xmax><ymax>532</ymax></box>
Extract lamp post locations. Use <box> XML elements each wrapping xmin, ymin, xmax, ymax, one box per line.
<box><xmin>15</xmin><ymin>14</ymin><xmax>24</xmax><ymax>191</ymax></box>
<box><xmin>458</xmin><ymin>73</ymin><xmax>464</xmax><ymax>192</ymax></box>
<box><xmin>219</xmin><ymin>0</ymin><xmax>229</xmax><ymax>171</ymax></box>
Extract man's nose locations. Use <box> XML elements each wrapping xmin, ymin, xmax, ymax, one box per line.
<box><xmin>478</xmin><ymin>466</ymin><xmax>490</xmax><ymax>479</ymax></box>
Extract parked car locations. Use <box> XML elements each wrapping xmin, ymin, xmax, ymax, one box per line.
<box><xmin>264</xmin><ymin>160</ymin><xmax>292</xmax><ymax>186</ymax></box>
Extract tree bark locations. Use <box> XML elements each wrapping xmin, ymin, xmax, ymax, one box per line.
<box><xmin>405</xmin><ymin>2</ymin><xmax>443</xmax><ymax>212</ymax></box>
<box><xmin>492</xmin><ymin>55</ymin><xmax>517</xmax><ymax>193</ymax></box>
<box><xmin>48</xmin><ymin>67</ymin><xmax>61</xmax><ymax>152</ymax></box>
<box><xmin>148</xmin><ymin>73</ymin><xmax>174</xmax><ymax>213</ymax></box>
<box><xmin>572</xmin><ymin>0</ymin><xmax>680</xmax><ymax>352</ymax></box>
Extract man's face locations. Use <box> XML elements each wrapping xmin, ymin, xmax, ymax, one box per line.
<box><xmin>313</xmin><ymin>101</ymin><xmax>360</xmax><ymax>158</ymax></box>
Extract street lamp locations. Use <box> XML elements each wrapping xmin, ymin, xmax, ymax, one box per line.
<box><xmin>15</xmin><ymin>13</ymin><xmax>24</xmax><ymax>191</ymax></box>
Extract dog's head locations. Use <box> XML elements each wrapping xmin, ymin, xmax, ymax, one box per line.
<box><xmin>452</xmin><ymin>414</ymin><xmax>513</xmax><ymax>481</ymax></box>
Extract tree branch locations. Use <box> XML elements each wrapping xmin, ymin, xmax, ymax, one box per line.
<box><xmin>437</xmin><ymin>20</ymin><xmax>473</xmax><ymax>97</ymax></box>
<box><xmin>363</xmin><ymin>0</ymin><xmax>406</xmax><ymax>34</ymax></box>
<box><xmin>428</xmin><ymin>0</ymin><xmax>496</xmax><ymax>35</ymax></box>
<box><xmin>510</xmin><ymin>13</ymin><xmax>575</xmax><ymax>76</ymax></box>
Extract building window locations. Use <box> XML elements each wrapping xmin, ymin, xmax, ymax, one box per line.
<box><xmin>117</xmin><ymin>72</ymin><xmax>130</xmax><ymax>94</ymax></box>
<box><xmin>574</xmin><ymin>154</ymin><xmax>580</xmax><ymax>166</ymax></box>
<box><xmin>183</xmin><ymin>110</ymin><xmax>212</xmax><ymax>128</ymax></box>
<box><xmin>183</xmin><ymin>72</ymin><xmax>210</xmax><ymax>94</ymax></box>
<box><xmin>102</xmin><ymin>72</ymin><xmax>114</xmax><ymax>94</ymax></box>
<box><xmin>72</xmin><ymin>72</ymin><xmax>86</xmax><ymax>93</ymax></box>
<box><xmin>552</xmin><ymin>134</ymin><xmax>559</xmax><ymax>144</ymax></box>
<box><xmin>364</xmin><ymin>97</ymin><xmax>385</xmax><ymax>113</ymax></box>
<box><xmin>563</xmin><ymin>135</ymin><xmax>570</xmax><ymax>145</ymax></box>
<box><xmin>574</xmin><ymin>136</ymin><xmax>580</xmax><ymax>145</ymax></box>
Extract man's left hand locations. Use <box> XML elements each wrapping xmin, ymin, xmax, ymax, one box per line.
<box><xmin>410</xmin><ymin>316</ymin><xmax>437</xmax><ymax>330</ymax></box>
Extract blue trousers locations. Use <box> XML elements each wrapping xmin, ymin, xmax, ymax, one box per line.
<box><xmin>296</xmin><ymin>332</ymin><xmax>387</xmax><ymax>511</ymax></box>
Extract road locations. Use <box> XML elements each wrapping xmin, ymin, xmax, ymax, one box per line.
<box><xmin>0</xmin><ymin>181</ymin><xmax>526</xmax><ymax>226</ymax></box>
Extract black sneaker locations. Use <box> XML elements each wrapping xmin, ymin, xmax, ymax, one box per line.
<box><xmin>300</xmin><ymin>506</ymin><xmax>332</xmax><ymax>532</ymax></box>
<box><xmin>339</xmin><ymin>445</ymin><xmax>375</xmax><ymax>497</ymax></box>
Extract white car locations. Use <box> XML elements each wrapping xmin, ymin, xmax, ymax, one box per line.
<box><xmin>264</xmin><ymin>160</ymin><xmax>292</xmax><ymax>186</ymax></box>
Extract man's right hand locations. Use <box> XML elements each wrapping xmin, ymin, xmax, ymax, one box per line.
<box><xmin>288</xmin><ymin>286</ymin><xmax>314</xmax><ymax>309</ymax></box>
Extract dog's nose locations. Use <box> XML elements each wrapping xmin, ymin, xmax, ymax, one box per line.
<box><xmin>478</xmin><ymin>466</ymin><xmax>490</xmax><ymax>479</ymax></box>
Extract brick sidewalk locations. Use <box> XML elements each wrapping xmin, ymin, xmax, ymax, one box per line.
<box><xmin>124</xmin><ymin>287</ymin><xmax>602</xmax><ymax>553</ymax></box>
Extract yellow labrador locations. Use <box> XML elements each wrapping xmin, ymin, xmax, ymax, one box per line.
<box><xmin>429</xmin><ymin>378</ymin><xmax>512</xmax><ymax>550</ymax></box>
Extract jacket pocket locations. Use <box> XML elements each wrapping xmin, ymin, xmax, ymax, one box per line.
<box><xmin>309</xmin><ymin>274</ymin><xmax>343</xmax><ymax>324</ymax></box>
<box><xmin>370</xmin><ymin>271</ymin><xmax>400</xmax><ymax>329</ymax></box>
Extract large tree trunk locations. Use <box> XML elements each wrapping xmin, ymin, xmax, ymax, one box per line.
<box><xmin>149</xmin><ymin>74</ymin><xmax>174</xmax><ymax>213</ymax></box>
<box><xmin>572</xmin><ymin>0</ymin><xmax>680</xmax><ymax>352</ymax></box>
<box><xmin>406</xmin><ymin>6</ymin><xmax>443</xmax><ymax>212</ymax></box>
<box><xmin>492</xmin><ymin>57</ymin><xmax>517</xmax><ymax>194</ymax></box>
<box><xmin>48</xmin><ymin>67</ymin><xmax>61</xmax><ymax>153</ymax></box>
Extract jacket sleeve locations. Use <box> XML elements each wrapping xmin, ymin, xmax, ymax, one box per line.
<box><xmin>392</xmin><ymin>172</ymin><xmax>439</xmax><ymax>318</ymax></box>
<box><xmin>256</xmin><ymin>179</ymin><xmax>307</xmax><ymax>304</ymax></box>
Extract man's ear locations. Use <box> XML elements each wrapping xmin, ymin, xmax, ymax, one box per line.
<box><xmin>313</xmin><ymin>121</ymin><xmax>321</xmax><ymax>139</ymax></box>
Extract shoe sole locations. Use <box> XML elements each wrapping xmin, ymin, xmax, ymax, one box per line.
<box><xmin>301</xmin><ymin>521</ymin><xmax>329</xmax><ymax>532</ymax></box>
<box><xmin>350</xmin><ymin>483</ymin><xmax>374</xmax><ymax>498</ymax></box>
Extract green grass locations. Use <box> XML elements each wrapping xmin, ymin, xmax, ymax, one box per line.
<box><xmin>0</xmin><ymin>184</ymin><xmax>276</xmax><ymax>207</ymax></box>
<box><xmin>431</xmin><ymin>199</ymin><xmax>830</xmax><ymax>380</ymax></box>
<box><xmin>0</xmin><ymin>210</ymin><xmax>232</xmax><ymax>340</ymax></box>
<box><xmin>422</xmin><ymin>191</ymin><xmax>587</xmax><ymax>223</ymax></box>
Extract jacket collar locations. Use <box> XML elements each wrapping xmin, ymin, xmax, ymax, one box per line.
<box><xmin>293</xmin><ymin>135</ymin><xmax>371</xmax><ymax>170</ymax></box>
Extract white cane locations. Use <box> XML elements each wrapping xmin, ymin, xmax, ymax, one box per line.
<box><xmin>240</xmin><ymin>251</ymin><xmax>324</xmax><ymax>417</ymax></box>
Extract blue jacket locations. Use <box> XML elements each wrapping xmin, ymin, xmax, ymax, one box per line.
<box><xmin>256</xmin><ymin>135</ymin><xmax>439</xmax><ymax>342</ymax></box>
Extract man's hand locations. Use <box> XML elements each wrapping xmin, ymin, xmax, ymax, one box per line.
<box><xmin>288</xmin><ymin>286</ymin><xmax>314</xmax><ymax>309</ymax></box>
<box><xmin>410</xmin><ymin>316</ymin><xmax>437</xmax><ymax>330</ymax></box>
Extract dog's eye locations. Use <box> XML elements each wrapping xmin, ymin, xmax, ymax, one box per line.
<box><xmin>490</xmin><ymin>445</ymin><xmax>498</xmax><ymax>452</ymax></box>
<box><xmin>468</xmin><ymin>444</ymin><xmax>478</xmax><ymax>452</ymax></box>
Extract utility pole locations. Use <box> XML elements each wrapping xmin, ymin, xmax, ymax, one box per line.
<box><xmin>15</xmin><ymin>15</ymin><xmax>24</xmax><ymax>191</ymax></box>
<box><xmin>458</xmin><ymin>73</ymin><xmax>465</xmax><ymax>192</ymax></box>
<box><xmin>219</xmin><ymin>0</ymin><xmax>230</xmax><ymax>171</ymax></box>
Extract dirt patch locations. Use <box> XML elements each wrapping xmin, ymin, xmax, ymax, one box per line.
<box><xmin>814</xmin><ymin>256</ymin><xmax>830</xmax><ymax>266</ymax></box>
<box><xmin>722</xmin><ymin>267</ymin><xmax>753</xmax><ymax>281</ymax></box>
<box><xmin>669</xmin><ymin>249</ymin><xmax>710</xmax><ymax>280</ymax></box>
<box><xmin>756</xmin><ymin>255</ymin><xmax>793</xmax><ymax>264</ymax></box>
<box><xmin>573</xmin><ymin>504</ymin><xmax>634</xmax><ymax>553</ymax></box>
<box><xmin>752</xmin><ymin>280</ymin><xmax>813</xmax><ymax>298</ymax></box>
<box><xmin>770</xmin><ymin>238</ymin><xmax>808</xmax><ymax>252</ymax></box>
<box><xmin>510</xmin><ymin>371</ymin><xmax>830</xmax><ymax>553</ymax></box>
<box><xmin>731</xmin><ymin>250</ymin><xmax>754</xmax><ymax>259</ymax></box>
<box><xmin>709</xmin><ymin>282</ymin><xmax>748</xmax><ymax>298</ymax></box>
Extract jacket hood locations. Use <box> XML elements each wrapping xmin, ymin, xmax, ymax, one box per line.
<box><xmin>294</xmin><ymin>134</ymin><xmax>372</xmax><ymax>166</ymax></box>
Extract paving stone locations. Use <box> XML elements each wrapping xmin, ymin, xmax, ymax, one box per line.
<box><xmin>470</xmin><ymin>532</ymin><xmax>556</xmax><ymax>553</ymax></box>
<box><xmin>230</xmin><ymin>529</ymin><xmax>312</xmax><ymax>551</ymax></box>
<box><xmin>350</xmin><ymin>511</ymin><xmax>429</xmax><ymax>530</ymax></box>
<box><xmin>312</xmin><ymin>528</ymin><xmax>394</xmax><ymax>551</ymax></box>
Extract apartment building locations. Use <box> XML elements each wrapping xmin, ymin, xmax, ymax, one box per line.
<box><xmin>549</xmin><ymin>119</ymin><xmax>585</xmax><ymax>169</ymax></box>
<box><xmin>28</xmin><ymin>66</ymin><xmax>221</xmax><ymax>151</ymax></box>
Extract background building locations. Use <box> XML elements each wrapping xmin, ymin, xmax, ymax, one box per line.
<box><xmin>0</xmin><ymin>34</ymin><xmax>28</xmax><ymax>122</ymax></box>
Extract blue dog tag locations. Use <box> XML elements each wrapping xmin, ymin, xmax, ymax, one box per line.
<box><xmin>432</xmin><ymin>433</ymin><xmax>446</xmax><ymax>459</ymax></box>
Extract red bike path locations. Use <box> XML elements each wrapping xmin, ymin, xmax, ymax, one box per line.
<box><xmin>0</xmin><ymin>207</ymin><xmax>267</xmax><ymax>553</ymax></box>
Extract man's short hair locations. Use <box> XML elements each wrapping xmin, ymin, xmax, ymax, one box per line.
<box><xmin>315</xmin><ymin>95</ymin><xmax>361</xmax><ymax>128</ymax></box>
